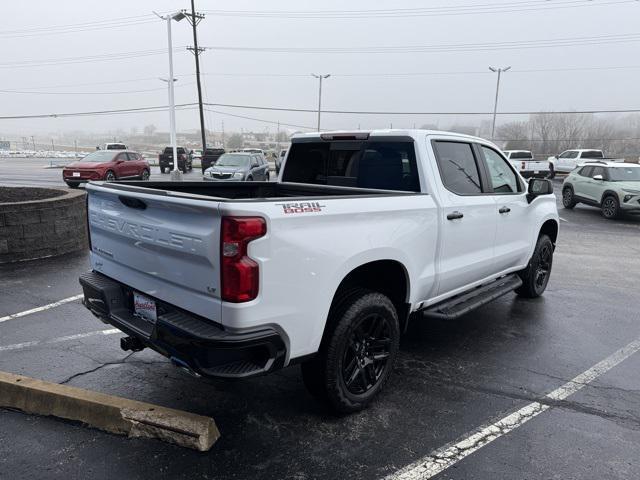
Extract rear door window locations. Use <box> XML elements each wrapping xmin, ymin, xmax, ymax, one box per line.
<box><xmin>282</xmin><ymin>139</ymin><xmax>420</xmax><ymax>192</ymax></box>
<box><xmin>579</xmin><ymin>166</ymin><xmax>594</xmax><ymax>177</ymax></box>
<box><xmin>432</xmin><ymin>141</ymin><xmax>483</xmax><ymax>195</ymax></box>
<box><xmin>591</xmin><ymin>166</ymin><xmax>606</xmax><ymax>178</ymax></box>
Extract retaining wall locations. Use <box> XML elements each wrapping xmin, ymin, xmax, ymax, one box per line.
<box><xmin>0</xmin><ymin>187</ymin><xmax>88</xmax><ymax>263</ymax></box>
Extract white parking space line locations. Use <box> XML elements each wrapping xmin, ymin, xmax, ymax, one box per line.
<box><xmin>559</xmin><ymin>216</ymin><xmax>569</xmax><ymax>222</ymax></box>
<box><xmin>0</xmin><ymin>294</ymin><xmax>83</xmax><ymax>324</ymax></box>
<box><xmin>386</xmin><ymin>337</ymin><xmax>640</xmax><ymax>480</ymax></box>
<box><xmin>0</xmin><ymin>329</ymin><xmax>119</xmax><ymax>353</ymax></box>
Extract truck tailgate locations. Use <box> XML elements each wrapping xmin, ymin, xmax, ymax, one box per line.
<box><xmin>85</xmin><ymin>183</ymin><xmax>222</xmax><ymax>323</ymax></box>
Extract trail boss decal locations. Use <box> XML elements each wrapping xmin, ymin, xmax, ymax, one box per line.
<box><xmin>276</xmin><ymin>201</ymin><xmax>325</xmax><ymax>214</ymax></box>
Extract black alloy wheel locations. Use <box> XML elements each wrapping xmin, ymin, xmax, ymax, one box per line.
<box><xmin>341</xmin><ymin>313</ymin><xmax>393</xmax><ymax>395</ymax></box>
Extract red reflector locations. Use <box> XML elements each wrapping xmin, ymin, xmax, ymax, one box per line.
<box><xmin>221</xmin><ymin>216</ymin><xmax>266</xmax><ymax>303</ymax></box>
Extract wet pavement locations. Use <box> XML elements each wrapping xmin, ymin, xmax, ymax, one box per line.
<box><xmin>1</xmin><ymin>181</ymin><xmax>639</xmax><ymax>479</ymax></box>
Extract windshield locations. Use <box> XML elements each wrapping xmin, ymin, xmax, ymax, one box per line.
<box><xmin>81</xmin><ymin>151</ymin><xmax>116</xmax><ymax>162</ymax></box>
<box><xmin>608</xmin><ymin>167</ymin><xmax>640</xmax><ymax>181</ymax></box>
<box><xmin>216</xmin><ymin>154</ymin><xmax>250</xmax><ymax>167</ymax></box>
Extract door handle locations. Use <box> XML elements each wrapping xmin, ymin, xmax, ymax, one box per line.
<box><xmin>447</xmin><ymin>211</ymin><xmax>464</xmax><ymax>220</ymax></box>
<box><xmin>499</xmin><ymin>206</ymin><xmax>511</xmax><ymax>214</ymax></box>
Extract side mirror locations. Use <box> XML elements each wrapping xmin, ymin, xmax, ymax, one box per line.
<box><xmin>527</xmin><ymin>178</ymin><xmax>553</xmax><ymax>203</ymax></box>
<box><xmin>593</xmin><ymin>174</ymin><xmax>604</xmax><ymax>181</ymax></box>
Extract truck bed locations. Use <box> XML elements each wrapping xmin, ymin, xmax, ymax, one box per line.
<box><xmin>91</xmin><ymin>181</ymin><xmax>417</xmax><ymax>202</ymax></box>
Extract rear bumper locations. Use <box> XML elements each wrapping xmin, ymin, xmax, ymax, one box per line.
<box><xmin>79</xmin><ymin>271</ymin><xmax>286</xmax><ymax>379</ymax></box>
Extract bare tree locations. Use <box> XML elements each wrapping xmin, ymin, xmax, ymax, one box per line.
<box><xmin>496</xmin><ymin>121</ymin><xmax>530</xmax><ymax>150</ymax></box>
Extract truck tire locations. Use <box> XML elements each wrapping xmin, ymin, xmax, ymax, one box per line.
<box><xmin>547</xmin><ymin>162</ymin><xmax>555</xmax><ymax>179</ymax></box>
<box><xmin>562</xmin><ymin>186</ymin><xmax>576</xmax><ymax>209</ymax></box>
<box><xmin>160</xmin><ymin>167</ymin><xmax>166</xmax><ymax>174</ymax></box>
<box><xmin>515</xmin><ymin>234</ymin><xmax>554</xmax><ymax>298</ymax></box>
<box><xmin>301</xmin><ymin>288</ymin><xmax>399</xmax><ymax>413</ymax></box>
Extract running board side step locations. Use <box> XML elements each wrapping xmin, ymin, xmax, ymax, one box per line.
<box><xmin>422</xmin><ymin>274</ymin><xmax>523</xmax><ymax>320</ymax></box>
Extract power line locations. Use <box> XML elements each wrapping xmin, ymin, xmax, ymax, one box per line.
<box><xmin>0</xmin><ymin>47</ymin><xmax>185</xmax><ymax>69</ymax></box>
<box><xmin>204</xmin><ymin>108</ymin><xmax>315</xmax><ymax>130</ymax></box>
<box><xmin>204</xmin><ymin>102</ymin><xmax>640</xmax><ymax>116</ymax></box>
<box><xmin>196</xmin><ymin>64</ymin><xmax>640</xmax><ymax>78</ymax></box>
<box><xmin>0</xmin><ymin>103</ymin><xmax>198</xmax><ymax>120</ymax></box>
<box><xmin>3</xmin><ymin>102</ymin><xmax>640</xmax><ymax>122</ymax></box>
<box><xmin>0</xmin><ymin>15</ymin><xmax>160</xmax><ymax>39</ymax></box>
<box><xmin>203</xmin><ymin>32</ymin><xmax>640</xmax><ymax>55</ymax></box>
<box><xmin>202</xmin><ymin>0</ymin><xmax>636</xmax><ymax>18</ymax></box>
<box><xmin>0</xmin><ymin>83</ymin><xmax>194</xmax><ymax>96</ymax></box>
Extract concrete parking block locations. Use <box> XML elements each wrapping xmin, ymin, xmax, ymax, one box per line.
<box><xmin>0</xmin><ymin>370</ymin><xmax>220</xmax><ymax>451</ymax></box>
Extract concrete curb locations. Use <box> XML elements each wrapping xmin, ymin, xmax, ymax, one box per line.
<box><xmin>0</xmin><ymin>371</ymin><xmax>220</xmax><ymax>451</ymax></box>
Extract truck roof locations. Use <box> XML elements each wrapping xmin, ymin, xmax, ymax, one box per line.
<box><xmin>564</xmin><ymin>149</ymin><xmax>603</xmax><ymax>153</ymax></box>
<box><xmin>292</xmin><ymin>129</ymin><xmax>489</xmax><ymax>144</ymax></box>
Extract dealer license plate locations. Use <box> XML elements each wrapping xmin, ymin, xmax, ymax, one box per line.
<box><xmin>133</xmin><ymin>292</ymin><xmax>157</xmax><ymax>324</ymax></box>
<box><xmin>72</xmin><ymin>172</ymin><xmax>80</xmax><ymax>177</ymax></box>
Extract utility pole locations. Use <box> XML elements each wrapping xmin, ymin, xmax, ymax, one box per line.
<box><xmin>51</xmin><ymin>139</ymin><xmax>55</xmax><ymax>152</ymax></box>
<box><xmin>489</xmin><ymin>66</ymin><xmax>511</xmax><ymax>141</ymax></box>
<box><xmin>31</xmin><ymin>136</ymin><xmax>36</xmax><ymax>151</ymax></box>
<box><xmin>185</xmin><ymin>2</ymin><xmax>207</xmax><ymax>153</ymax></box>
<box><xmin>311</xmin><ymin>73</ymin><xmax>330</xmax><ymax>131</ymax></box>
<box><xmin>74</xmin><ymin>139</ymin><xmax>78</xmax><ymax>157</ymax></box>
<box><xmin>221</xmin><ymin>120</ymin><xmax>225</xmax><ymax>148</ymax></box>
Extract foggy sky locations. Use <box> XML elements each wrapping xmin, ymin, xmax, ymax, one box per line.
<box><xmin>1</xmin><ymin>0</ymin><xmax>639</xmax><ymax>137</ymax></box>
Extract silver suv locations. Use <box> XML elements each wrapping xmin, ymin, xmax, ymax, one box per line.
<box><xmin>562</xmin><ymin>162</ymin><xmax>640</xmax><ymax>219</ymax></box>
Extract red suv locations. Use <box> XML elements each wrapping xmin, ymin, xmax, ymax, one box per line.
<box><xmin>63</xmin><ymin>150</ymin><xmax>150</xmax><ymax>188</ymax></box>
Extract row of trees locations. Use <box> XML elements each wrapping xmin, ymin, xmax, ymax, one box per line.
<box><xmin>496</xmin><ymin>113</ymin><xmax>640</xmax><ymax>157</ymax></box>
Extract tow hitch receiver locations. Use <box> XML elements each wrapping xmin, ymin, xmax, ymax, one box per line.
<box><xmin>121</xmin><ymin>336</ymin><xmax>145</xmax><ymax>352</ymax></box>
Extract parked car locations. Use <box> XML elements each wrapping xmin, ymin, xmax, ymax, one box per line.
<box><xmin>562</xmin><ymin>161</ymin><xmax>640</xmax><ymax>219</ymax></box>
<box><xmin>80</xmin><ymin>129</ymin><xmax>558</xmax><ymax>412</ymax></box>
<box><xmin>97</xmin><ymin>143</ymin><xmax>127</xmax><ymax>151</ymax></box>
<box><xmin>276</xmin><ymin>148</ymin><xmax>288</xmax><ymax>174</ymax></box>
<box><xmin>503</xmin><ymin>150</ymin><xmax>549</xmax><ymax>178</ymax></box>
<box><xmin>200</xmin><ymin>147</ymin><xmax>225</xmax><ymax>173</ymax></box>
<box><xmin>159</xmin><ymin>147</ymin><xmax>192</xmax><ymax>173</ymax></box>
<box><xmin>548</xmin><ymin>149</ymin><xmax>624</xmax><ymax>175</ymax></box>
<box><xmin>203</xmin><ymin>152</ymin><xmax>269</xmax><ymax>181</ymax></box>
<box><xmin>191</xmin><ymin>149</ymin><xmax>202</xmax><ymax>161</ymax></box>
<box><xmin>62</xmin><ymin>150</ymin><xmax>149</xmax><ymax>188</ymax></box>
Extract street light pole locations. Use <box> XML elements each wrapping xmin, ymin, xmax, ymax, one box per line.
<box><xmin>155</xmin><ymin>11</ymin><xmax>186</xmax><ymax>180</ymax></box>
<box><xmin>489</xmin><ymin>66</ymin><xmax>511</xmax><ymax>142</ymax></box>
<box><xmin>311</xmin><ymin>73</ymin><xmax>330</xmax><ymax>131</ymax></box>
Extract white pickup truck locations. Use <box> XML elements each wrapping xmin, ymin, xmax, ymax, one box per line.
<box><xmin>503</xmin><ymin>150</ymin><xmax>550</xmax><ymax>178</ymax></box>
<box><xmin>79</xmin><ymin>130</ymin><xmax>559</xmax><ymax>412</ymax></box>
<box><xmin>548</xmin><ymin>149</ymin><xmax>624</xmax><ymax>175</ymax></box>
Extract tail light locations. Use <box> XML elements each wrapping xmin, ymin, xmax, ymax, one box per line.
<box><xmin>220</xmin><ymin>216</ymin><xmax>266</xmax><ymax>302</ymax></box>
<box><xmin>521</xmin><ymin>162</ymin><xmax>526</xmax><ymax>170</ymax></box>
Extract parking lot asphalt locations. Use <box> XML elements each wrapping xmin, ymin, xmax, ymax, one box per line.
<box><xmin>1</xmin><ymin>176</ymin><xmax>640</xmax><ymax>479</ymax></box>
<box><xmin>0</xmin><ymin>157</ymin><xmax>276</xmax><ymax>188</ymax></box>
